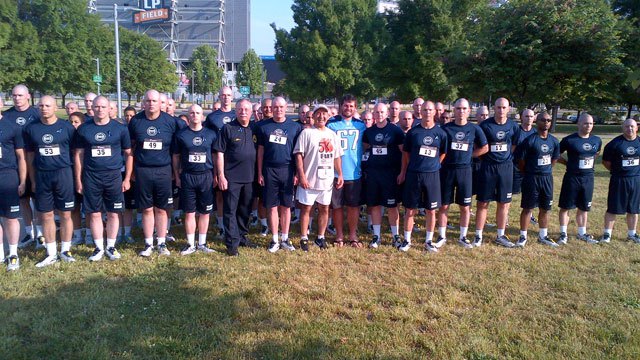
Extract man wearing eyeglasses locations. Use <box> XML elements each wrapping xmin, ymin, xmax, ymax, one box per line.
<box><xmin>514</xmin><ymin>112</ymin><xmax>560</xmax><ymax>248</ymax></box>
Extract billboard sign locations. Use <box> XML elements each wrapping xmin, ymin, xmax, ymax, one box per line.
<box><xmin>139</xmin><ymin>0</ymin><xmax>165</xmax><ymax>10</ymax></box>
<box><xmin>133</xmin><ymin>8</ymin><xmax>169</xmax><ymax>24</ymax></box>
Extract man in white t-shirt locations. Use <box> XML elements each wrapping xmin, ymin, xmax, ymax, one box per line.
<box><xmin>294</xmin><ymin>105</ymin><xmax>344</xmax><ymax>251</ymax></box>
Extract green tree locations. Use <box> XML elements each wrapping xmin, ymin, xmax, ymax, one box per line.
<box><xmin>272</xmin><ymin>0</ymin><xmax>385</xmax><ymax>102</ymax></box>
<box><xmin>188</xmin><ymin>45</ymin><xmax>224</xmax><ymax>97</ymax></box>
<box><xmin>236</xmin><ymin>49</ymin><xmax>265</xmax><ymax>96</ymax></box>
<box><xmin>117</xmin><ymin>27</ymin><xmax>178</xmax><ymax>101</ymax></box>
<box><xmin>612</xmin><ymin>0</ymin><xmax>640</xmax><ymax>117</ymax></box>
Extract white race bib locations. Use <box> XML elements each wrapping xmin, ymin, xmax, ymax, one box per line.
<box><xmin>622</xmin><ymin>158</ymin><xmax>639</xmax><ymax>167</ymax></box>
<box><xmin>578</xmin><ymin>156</ymin><xmax>594</xmax><ymax>169</ymax></box>
<box><xmin>91</xmin><ymin>146</ymin><xmax>112</xmax><ymax>157</ymax></box>
<box><xmin>372</xmin><ymin>146</ymin><xmax>387</xmax><ymax>155</ymax></box>
<box><xmin>39</xmin><ymin>145</ymin><xmax>60</xmax><ymax>157</ymax></box>
<box><xmin>451</xmin><ymin>142</ymin><xmax>469</xmax><ymax>151</ymax></box>
<box><xmin>317</xmin><ymin>165</ymin><xmax>332</xmax><ymax>179</ymax></box>
<box><xmin>143</xmin><ymin>140</ymin><xmax>162</xmax><ymax>150</ymax></box>
<box><xmin>269</xmin><ymin>134</ymin><xmax>287</xmax><ymax>145</ymax></box>
<box><xmin>0</xmin><ymin>147</ymin><xmax>3</xmax><ymax>159</ymax></box>
<box><xmin>490</xmin><ymin>143</ymin><xmax>507</xmax><ymax>152</ymax></box>
<box><xmin>538</xmin><ymin>155</ymin><xmax>551</xmax><ymax>166</ymax></box>
<box><xmin>188</xmin><ymin>152</ymin><xmax>207</xmax><ymax>163</ymax></box>
<box><xmin>419</xmin><ymin>146</ymin><xmax>437</xmax><ymax>157</ymax></box>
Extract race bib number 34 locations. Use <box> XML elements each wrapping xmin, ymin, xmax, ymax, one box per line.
<box><xmin>143</xmin><ymin>140</ymin><xmax>162</xmax><ymax>150</ymax></box>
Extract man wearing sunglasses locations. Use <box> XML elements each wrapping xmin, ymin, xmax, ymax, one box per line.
<box><xmin>514</xmin><ymin>112</ymin><xmax>560</xmax><ymax>248</ymax></box>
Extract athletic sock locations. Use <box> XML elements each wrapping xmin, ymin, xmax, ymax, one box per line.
<box><xmin>425</xmin><ymin>231</ymin><xmax>434</xmax><ymax>242</ymax></box>
<box><xmin>35</xmin><ymin>225</ymin><xmax>43</xmax><ymax>237</ymax></box>
<box><xmin>390</xmin><ymin>226</ymin><xmax>398</xmax><ymax>236</ymax></box>
<box><xmin>94</xmin><ymin>238</ymin><xmax>105</xmax><ymax>250</ymax></box>
<box><xmin>145</xmin><ymin>237</ymin><xmax>154</xmax><ymax>246</ymax></box>
<box><xmin>61</xmin><ymin>241</ymin><xmax>71</xmax><ymax>252</ymax></box>
<box><xmin>578</xmin><ymin>227</ymin><xmax>586</xmax><ymax>236</ymax></box>
<box><xmin>404</xmin><ymin>231</ymin><xmax>411</xmax><ymax>243</ymax></box>
<box><xmin>560</xmin><ymin>225</ymin><xmax>567</xmax><ymax>234</ymax></box>
<box><xmin>438</xmin><ymin>226</ymin><xmax>446</xmax><ymax>238</ymax></box>
<box><xmin>9</xmin><ymin>244</ymin><xmax>17</xmax><ymax>257</ymax></box>
<box><xmin>106</xmin><ymin>238</ymin><xmax>116</xmax><ymax>248</ymax></box>
<box><xmin>520</xmin><ymin>230</ymin><xmax>527</xmax><ymax>238</ymax></box>
<box><xmin>46</xmin><ymin>242</ymin><xmax>57</xmax><ymax>257</ymax></box>
<box><xmin>157</xmin><ymin>237</ymin><xmax>166</xmax><ymax>246</ymax></box>
<box><xmin>476</xmin><ymin>229</ymin><xmax>483</xmax><ymax>239</ymax></box>
<box><xmin>628</xmin><ymin>229</ymin><xmax>637</xmax><ymax>237</ymax></box>
<box><xmin>539</xmin><ymin>228</ymin><xmax>548</xmax><ymax>238</ymax></box>
<box><xmin>198</xmin><ymin>233</ymin><xmax>207</xmax><ymax>246</ymax></box>
<box><xmin>372</xmin><ymin>224</ymin><xmax>381</xmax><ymax>237</ymax></box>
<box><xmin>497</xmin><ymin>228</ymin><xmax>505</xmax><ymax>237</ymax></box>
<box><xmin>460</xmin><ymin>227</ymin><xmax>468</xmax><ymax>238</ymax></box>
<box><xmin>186</xmin><ymin>234</ymin><xmax>195</xmax><ymax>247</ymax></box>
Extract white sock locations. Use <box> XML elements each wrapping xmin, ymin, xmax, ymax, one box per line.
<box><xmin>260</xmin><ymin>218</ymin><xmax>268</xmax><ymax>226</ymax></box>
<box><xmin>9</xmin><ymin>244</ymin><xmax>17</xmax><ymax>256</ymax></box>
<box><xmin>145</xmin><ymin>237</ymin><xmax>154</xmax><ymax>246</ymax></box>
<box><xmin>25</xmin><ymin>225</ymin><xmax>34</xmax><ymax>238</ymax></box>
<box><xmin>520</xmin><ymin>230</ymin><xmax>527</xmax><ymax>237</ymax></box>
<box><xmin>251</xmin><ymin>209</ymin><xmax>258</xmax><ymax>217</ymax></box>
<box><xmin>390</xmin><ymin>226</ymin><xmax>398</xmax><ymax>236</ymax></box>
<box><xmin>61</xmin><ymin>241</ymin><xmax>71</xmax><ymax>252</ymax></box>
<box><xmin>604</xmin><ymin>228</ymin><xmax>612</xmax><ymax>235</ymax></box>
<box><xmin>46</xmin><ymin>242</ymin><xmax>57</xmax><ymax>257</ymax></box>
<box><xmin>539</xmin><ymin>228</ymin><xmax>548</xmax><ymax>238</ymax></box>
<box><xmin>628</xmin><ymin>229</ymin><xmax>636</xmax><ymax>237</ymax></box>
<box><xmin>106</xmin><ymin>238</ymin><xmax>116</xmax><ymax>248</ymax></box>
<box><xmin>124</xmin><ymin>226</ymin><xmax>132</xmax><ymax>236</ymax></box>
<box><xmin>35</xmin><ymin>225</ymin><xmax>43</xmax><ymax>237</ymax></box>
<box><xmin>281</xmin><ymin>233</ymin><xmax>289</xmax><ymax>242</ymax></box>
<box><xmin>438</xmin><ymin>226</ymin><xmax>446</xmax><ymax>238</ymax></box>
<box><xmin>186</xmin><ymin>234</ymin><xmax>195</xmax><ymax>247</ymax></box>
<box><xmin>578</xmin><ymin>227</ymin><xmax>586</xmax><ymax>236</ymax></box>
<box><xmin>460</xmin><ymin>227</ymin><xmax>468</xmax><ymax>237</ymax></box>
<box><xmin>198</xmin><ymin>233</ymin><xmax>207</xmax><ymax>246</ymax></box>
<box><xmin>560</xmin><ymin>225</ymin><xmax>567</xmax><ymax>234</ymax></box>
<box><xmin>272</xmin><ymin>234</ymin><xmax>278</xmax><ymax>243</ymax></box>
<box><xmin>497</xmin><ymin>228</ymin><xmax>505</xmax><ymax>237</ymax></box>
<box><xmin>476</xmin><ymin>229</ymin><xmax>483</xmax><ymax>238</ymax></box>
<box><xmin>94</xmin><ymin>238</ymin><xmax>104</xmax><ymax>250</ymax></box>
<box><xmin>373</xmin><ymin>224</ymin><xmax>381</xmax><ymax>237</ymax></box>
<box><xmin>404</xmin><ymin>231</ymin><xmax>411</xmax><ymax>242</ymax></box>
<box><xmin>157</xmin><ymin>237</ymin><xmax>166</xmax><ymax>245</ymax></box>
<box><xmin>426</xmin><ymin>231</ymin><xmax>434</xmax><ymax>242</ymax></box>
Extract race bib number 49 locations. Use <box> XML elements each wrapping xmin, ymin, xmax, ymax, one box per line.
<box><xmin>143</xmin><ymin>140</ymin><xmax>162</xmax><ymax>150</ymax></box>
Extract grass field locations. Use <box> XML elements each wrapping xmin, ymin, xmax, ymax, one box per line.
<box><xmin>2</xmin><ymin>133</ymin><xmax>640</xmax><ymax>359</ymax></box>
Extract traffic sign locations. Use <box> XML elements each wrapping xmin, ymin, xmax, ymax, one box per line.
<box><xmin>93</xmin><ymin>75</ymin><xmax>103</xmax><ymax>83</ymax></box>
<box><xmin>239</xmin><ymin>86</ymin><xmax>250</xmax><ymax>96</ymax></box>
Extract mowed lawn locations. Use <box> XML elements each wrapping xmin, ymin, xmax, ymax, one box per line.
<box><xmin>2</xmin><ymin>132</ymin><xmax>640</xmax><ymax>359</ymax></box>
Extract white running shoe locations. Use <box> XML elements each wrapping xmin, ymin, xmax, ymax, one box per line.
<box><xmin>35</xmin><ymin>254</ymin><xmax>59</xmax><ymax>268</ymax></box>
<box><xmin>268</xmin><ymin>241</ymin><xmax>280</xmax><ymax>253</ymax></box>
<box><xmin>59</xmin><ymin>251</ymin><xmax>76</xmax><ymax>263</ymax></box>
<box><xmin>88</xmin><ymin>248</ymin><xmax>104</xmax><ymax>262</ymax></box>
<box><xmin>139</xmin><ymin>244</ymin><xmax>154</xmax><ymax>257</ymax></box>
<box><xmin>106</xmin><ymin>247</ymin><xmax>121</xmax><ymax>260</ymax></box>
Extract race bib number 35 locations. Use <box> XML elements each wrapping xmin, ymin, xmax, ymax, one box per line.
<box><xmin>143</xmin><ymin>140</ymin><xmax>162</xmax><ymax>150</ymax></box>
<box><xmin>91</xmin><ymin>146</ymin><xmax>112</xmax><ymax>157</ymax></box>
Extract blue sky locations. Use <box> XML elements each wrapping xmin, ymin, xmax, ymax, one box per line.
<box><xmin>251</xmin><ymin>1</ymin><xmax>295</xmax><ymax>56</ymax></box>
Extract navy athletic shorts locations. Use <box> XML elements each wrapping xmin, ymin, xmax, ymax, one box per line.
<box><xmin>180</xmin><ymin>172</ymin><xmax>215</xmax><ymax>214</ymax></box>
<box><xmin>440</xmin><ymin>166</ymin><xmax>472</xmax><ymax>206</ymax></box>
<box><xmin>35</xmin><ymin>167</ymin><xmax>75</xmax><ymax>212</ymax></box>
<box><xmin>262</xmin><ymin>166</ymin><xmax>295</xmax><ymax>208</ymax></box>
<box><xmin>135</xmin><ymin>165</ymin><xmax>173</xmax><ymax>210</ymax></box>
<box><xmin>365</xmin><ymin>169</ymin><xmax>400</xmax><ymax>207</ymax></box>
<box><xmin>558</xmin><ymin>173</ymin><xmax>594</xmax><ymax>212</ymax></box>
<box><xmin>521</xmin><ymin>174</ymin><xmax>553</xmax><ymax>210</ymax></box>
<box><xmin>512</xmin><ymin>167</ymin><xmax>525</xmax><ymax>195</ymax></box>
<box><xmin>82</xmin><ymin>169</ymin><xmax>124</xmax><ymax>213</ymax></box>
<box><xmin>476</xmin><ymin>162</ymin><xmax>513</xmax><ymax>203</ymax></box>
<box><xmin>0</xmin><ymin>169</ymin><xmax>20</xmax><ymax>218</ymax></box>
<box><xmin>607</xmin><ymin>175</ymin><xmax>640</xmax><ymax>215</ymax></box>
<box><xmin>403</xmin><ymin>171</ymin><xmax>440</xmax><ymax>210</ymax></box>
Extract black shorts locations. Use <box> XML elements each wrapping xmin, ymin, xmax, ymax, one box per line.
<box><xmin>262</xmin><ymin>166</ymin><xmax>295</xmax><ymax>208</ymax></box>
<box><xmin>476</xmin><ymin>162</ymin><xmax>513</xmax><ymax>203</ymax></box>
<box><xmin>512</xmin><ymin>167</ymin><xmax>524</xmax><ymax>195</ymax></box>
<box><xmin>471</xmin><ymin>160</ymin><xmax>482</xmax><ymax>196</ymax></box>
<box><xmin>403</xmin><ymin>171</ymin><xmax>440</xmax><ymax>210</ymax></box>
<box><xmin>34</xmin><ymin>167</ymin><xmax>75</xmax><ymax>212</ymax></box>
<box><xmin>558</xmin><ymin>173</ymin><xmax>594</xmax><ymax>211</ymax></box>
<box><xmin>82</xmin><ymin>169</ymin><xmax>124</xmax><ymax>213</ymax></box>
<box><xmin>440</xmin><ymin>166</ymin><xmax>472</xmax><ymax>206</ymax></box>
<box><xmin>123</xmin><ymin>172</ymin><xmax>136</xmax><ymax>210</ymax></box>
<box><xmin>180</xmin><ymin>172</ymin><xmax>215</xmax><ymax>214</ymax></box>
<box><xmin>19</xmin><ymin>177</ymin><xmax>34</xmax><ymax>199</ymax></box>
<box><xmin>331</xmin><ymin>178</ymin><xmax>362</xmax><ymax>209</ymax></box>
<box><xmin>365</xmin><ymin>169</ymin><xmax>400</xmax><ymax>207</ymax></box>
<box><xmin>135</xmin><ymin>165</ymin><xmax>173</xmax><ymax>210</ymax></box>
<box><xmin>0</xmin><ymin>169</ymin><xmax>20</xmax><ymax>218</ymax></box>
<box><xmin>607</xmin><ymin>176</ymin><xmax>640</xmax><ymax>215</ymax></box>
<box><xmin>252</xmin><ymin>181</ymin><xmax>263</xmax><ymax>201</ymax></box>
<box><xmin>172</xmin><ymin>180</ymin><xmax>180</xmax><ymax>199</ymax></box>
<box><xmin>521</xmin><ymin>174</ymin><xmax>554</xmax><ymax>210</ymax></box>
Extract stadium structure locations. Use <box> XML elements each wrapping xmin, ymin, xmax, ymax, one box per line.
<box><xmin>89</xmin><ymin>0</ymin><xmax>250</xmax><ymax>90</ymax></box>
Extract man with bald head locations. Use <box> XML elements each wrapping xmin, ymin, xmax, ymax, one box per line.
<box><xmin>172</xmin><ymin>104</ymin><xmax>217</xmax><ymax>255</ymax></box>
<box><xmin>256</xmin><ymin>97</ymin><xmax>302</xmax><ymax>252</ymax></box>
<box><xmin>599</xmin><ymin>118</ymin><xmax>640</xmax><ymax>244</ymax></box>
<box><xmin>472</xmin><ymin>106</ymin><xmax>490</xmax><ymax>197</ymax></box>
<box><xmin>362</xmin><ymin>102</ymin><xmax>405</xmax><ymax>248</ymax></box>
<box><xmin>297</xmin><ymin>104</ymin><xmax>310</xmax><ymax>123</ymax></box>
<box><xmin>65</xmin><ymin>102</ymin><xmax>79</xmax><ymax>116</ymax></box>
<box><xmin>398</xmin><ymin>111</ymin><xmax>414</xmax><ymax>134</ymax></box>
<box><xmin>261</xmin><ymin>98</ymin><xmax>273</xmax><ymax>120</ymax></box>
<box><xmin>512</xmin><ymin>109</ymin><xmax>536</xmax><ymax>196</ymax></box>
<box><xmin>389</xmin><ymin>101</ymin><xmax>401</xmax><ymax>125</ymax></box>
<box><xmin>3</xmin><ymin>85</ymin><xmax>41</xmax><ymax>248</ymax></box>
<box><xmin>215</xmin><ymin>99</ymin><xmax>258</xmax><ymax>256</ymax></box>
<box><xmin>253</xmin><ymin>103</ymin><xmax>263</xmax><ymax>121</ymax></box>
<box><xmin>435</xmin><ymin>102</ymin><xmax>446</xmax><ymax>125</ymax></box>
<box><xmin>24</xmin><ymin>96</ymin><xmax>77</xmax><ymax>267</ymax></box>
<box><xmin>74</xmin><ymin>96</ymin><xmax>132</xmax><ymax>261</ymax></box>
<box><xmin>84</xmin><ymin>92</ymin><xmax>97</xmax><ymax>120</ymax></box>
<box><xmin>475</xmin><ymin>97</ymin><xmax>519</xmax><ymax>248</ymax></box>
<box><xmin>412</xmin><ymin>97</ymin><xmax>424</xmax><ymax>123</ymax></box>
<box><xmin>556</xmin><ymin>113</ymin><xmax>602</xmax><ymax>245</ymax></box>
<box><xmin>437</xmin><ymin>98</ymin><xmax>488</xmax><ymax>249</ymax></box>
<box><xmin>129</xmin><ymin>89</ymin><xmax>178</xmax><ymax>257</ymax></box>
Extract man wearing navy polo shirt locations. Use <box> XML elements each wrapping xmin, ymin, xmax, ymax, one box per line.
<box><xmin>215</xmin><ymin>99</ymin><xmax>257</xmax><ymax>256</ymax></box>
<box><xmin>398</xmin><ymin>100</ymin><xmax>448</xmax><ymax>252</ymax></box>
<box><xmin>129</xmin><ymin>90</ymin><xmax>178</xmax><ymax>257</ymax></box>
<box><xmin>25</xmin><ymin>96</ymin><xmax>76</xmax><ymax>267</ymax></box>
<box><xmin>514</xmin><ymin>112</ymin><xmax>560</xmax><ymax>248</ymax></box>
<box><xmin>74</xmin><ymin>96</ymin><xmax>132</xmax><ymax>261</ymax></box>
<box><xmin>257</xmin><ymin>97</ymin><xmax>302</xmax><ymax>252</ymax></box>
<box><xmin>600</xmin><ymin>118</ymin><xmax>640</xmax><ymax>244</ymax></box>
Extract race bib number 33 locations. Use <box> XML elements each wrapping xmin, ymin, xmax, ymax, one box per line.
<box><xmin>188</xmin><ymin>152</ymin><xmax>207</xmax><ymax>163</ymax></box>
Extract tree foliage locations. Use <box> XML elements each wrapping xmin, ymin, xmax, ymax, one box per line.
<box><xmin>188</xmin><ymin>45</ymin><xmax>224</xmax><ymax>97</ymax></box>
<box><xmin>236</xmin><ymin>49</ymin><xmax>264</xmax><ymax>96</ymax></box>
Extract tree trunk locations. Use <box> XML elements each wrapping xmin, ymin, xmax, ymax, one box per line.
<box><xmin>551</xmin><ymin>105</ymin><xmax>560</xmax><ymax>132</ymax></box>
<box><xmin>628</xmin><ymin>103</ymin><xmax>633</xmax><ymax>119</ymax></box>
<box><xmin>61</xmin><ymin>93</ymin><xmax>67</xmax><ymax>107</ymax></box>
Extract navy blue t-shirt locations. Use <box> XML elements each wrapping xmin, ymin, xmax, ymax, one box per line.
<box><xmin>172</xmin><ymin>126</ymin><xmax>217</xmax><ymax>173</ymax></box>
<box><xmin>513</xmin><ymin>126</ymin><xmax>536</xmax><ymax>164</ymax></box>
<box><xmin>74</xmin><ymin>119</ymin><xmax>131</xmax><ymax>172</ymax></box>
<box><xmin>441</xmin><ymin>122</ymin><xmax>487</xmax><ymax>168</ymax></box>
<box><xmin>362</xmin><ymin>122</ymin><xmax>404</xmax><ymax>171</ymax></box>
<box><xmin>128</xmin><ymin>112</ymin><xmax>177</xmax><ymax>167</ymax></box>
<box><xmin>559</xmin><ymin>133</ymin><xmax>602</xmax><ymax>175</ymax></box>
<box><xmin>213</xmin><ymin>119</ymin><xmax>256</xmax><ymax>183</ymax></box>
<box><xmin>602</xmin><ymin>135</ymin><xmax>640</xmax><ymax>177</ymax></box>
<box><xmin>174</xmin><ymin>115</ymin><xmax>188</xmax><ymax>130</ymax></box>
<box><xmin>515</xmin><ymin>133</ymin><xmax>560</xmax><ymax>175</ymax></box>
<box><xmin>1</xmin><ymin>106</ymin><xmax>40</xmax><ymax>128</ymax></box>
<box><xmin>480</xmin><ymin>117</ymin><xmax>518</xmax><ymax>164</ymax></box>
<box><xmin>403</xmin><ymin>124</ymin><xmax>447</xmax><ymax>173</ymax></box>
<box><xmin>256</xmin><ymin>118</ymin><xmax>302</xmax><ymax>168</ymax></box>
<box><xmin>205</xmin><ymin>109</ymin><xmax>236</xmax><ymax>133</ymax></box>
<box><xmin>0</xmin><ymin>118</ymin><xmax>24</xmax><ymax>170</ymax></box>
<box><xmin>24</xmin><ymin>119</ymin><xmax>75</xmax><ymax>171</ymax></box>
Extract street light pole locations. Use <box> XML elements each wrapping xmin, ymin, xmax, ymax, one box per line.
<box><xmin>191</xmin><ymin>69</ymin><xmax>195</xmax><ymax>104</ymax></box>
<box><xmin>93</xmin><ymin>58</ymin><xmax>101</xmax><ymax>95</ymax></box>
<box><xmin>114</xmin><ymin>3</ymin><xmax>123</xmax><ymax>119</ymax></box>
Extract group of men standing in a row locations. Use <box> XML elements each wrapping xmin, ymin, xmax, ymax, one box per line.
<box><xmin>1</xmin><ymin>84</ymin><xmax>640</xmax><ymax>271</ymax></box>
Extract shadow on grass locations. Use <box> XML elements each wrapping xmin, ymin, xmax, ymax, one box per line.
<box><xmin>0</xmin><ymin>261</ymin><xmax>337</xmax><ymax>359</ymax></box>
